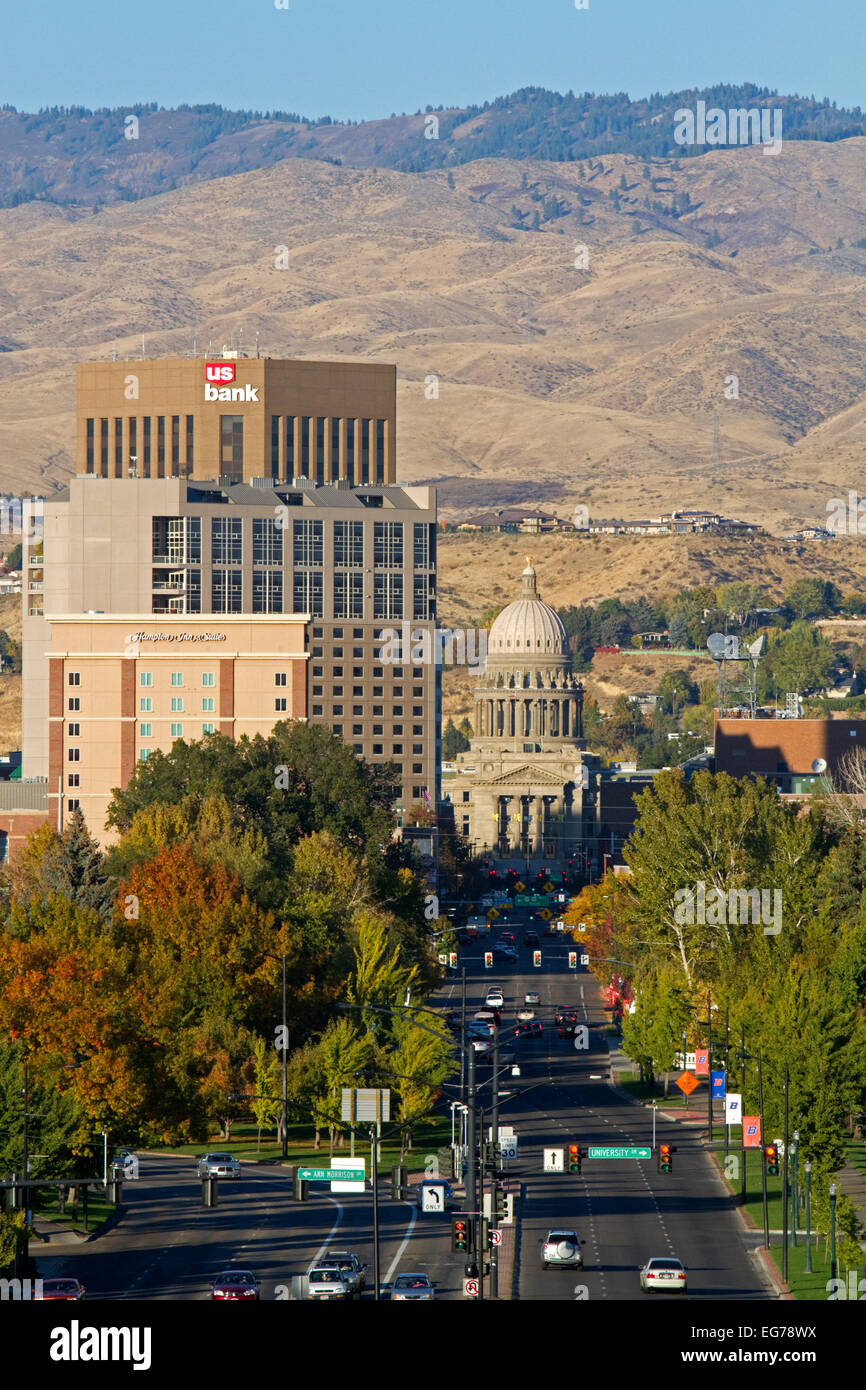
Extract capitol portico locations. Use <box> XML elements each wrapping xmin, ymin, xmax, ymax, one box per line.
<box><xmin>451</xmin><ymin>560</ymin><xmax>601</xmax><ymax>870</ymax></box>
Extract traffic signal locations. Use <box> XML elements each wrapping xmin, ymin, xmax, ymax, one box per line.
<box><xmin>481</xmin><ymin>1217</ymin><xmax>490</xmax><ymax>1250</ymax></box>
<box><xmin>568</xmin><ymin>1143</ymin><xmax>583</xmax><ymax>1174</ymax></box>
<box><xmin>764</xmin><ymin>1144</ymin><xmax>780</xmax><ymax>1177</ymax></box>
<box><xmin>533</xmin><ymin>950</ymin><xmax>542</xmax><ymax>968</ymax></box>
<box><xmin>484</xmin><ymin>951</ymin><xmax>493</xmax><ymax>969</ymax></box>
<box><xmin>494</xmin><ymin>1185</ymin><xmax>508</xmax><ymax>1223</ymax></box>
<box><xmin>452</xmin><ymin>1215</ymin><xmax>472</xmax><ymax>1252</ymax></box>
<box><xmin>658</xmin><ymin>1144</ymin><xmax>673</xmax><ymax>1174</ymax></box>
<box><xmin>568</xmin><ymin>951</ymin><xmax>577</xmax><ymax>969</ymax></box>
<box><xmin>391</xmin><ymin>1164</ymin><xmax>407</xmax><ymax>1200</ymax></box>
<box><xmin>448</xmin><ymin>952</ymin><xmax>457</xmax><ymax>968</ymax></box>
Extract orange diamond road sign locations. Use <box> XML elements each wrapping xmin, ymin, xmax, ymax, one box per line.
<box><xmin>676</xmin><ymin>1071</ymin><xmax>700</xmax><ymax>1096</ymax></box>
<box><xmin>543</xmin><ymin>881</ymin><xmax>555</xmax><ymax>893</ymax></box>
<box><xmin>539</xmin><ymin>908</ymin><xmax>552</xmax><ymax>921</ymax></box>
<box><xmin>515</xmin><ymin>881</ymin><xmax>526</xmax><ymax>893</ymax></box>
<box><xmin>487</xmin><ymin>907</ymin><xmax>499</xmax><ymax>920</ymax></box>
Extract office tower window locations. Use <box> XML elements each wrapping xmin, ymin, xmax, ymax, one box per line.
<box><xmin>313</xmin><ymin>686</ymin><xmax>323</xmax><ymax>696</ymax></box>
<box><xmin>114</xmin><ymin>418</ymin><xmax>123</xmax><ymax>476</ymax></box>
<box><xmin>100</xmin><ymin>418</ymin><xmax>109</xmax><ymax>473</ymax></box>
<box><xmin>312</xmin><ymin>705</ymin><xmax>323</xmax><ymax>716</ymax></box>
<box><xmin>285</xmin><ymin>417</ymin><xmax>295</xmax><ymax>476</ymax></box>
<box><xmin>68</xmin><ymin>799</ymin><xmax>80</xmax><ymax>812</ymax></box>
<box><xmin>68</xmin><ymin>673</ymin><xmax>81</xmax><ymax>687</ymax></box>
<box><xmin>293</xmin><ymin>571</ymin><xmax>323</xmax><ymax>616</ymax></box>
<box><xmin>188</xmin><ymin>518</ymin><xmax>201</xmax><ymax>561</ymax></box>
<box><xmin>333</xmin><ymin>665</ymin><xmax>343</xmax><ymax>675</ymax></box>
<box><xmin>392</xmin><ymin>744</ymin><xmax>403</xmax><ymax>754</ymax></box>
<box><xmin>220</xmin><ymin>415</ymin><xmax>244</xmax><ymax>480</ymax></box>
<box><xmin>413</xmin><ymin>574</ymin><xmax>430</xmax><ymax>620</ymax></box>
<box><xmin>68</xmin><ymin>698</ymin><xmax>80</xmax><ymax>712</ymax></box>
<box><xmin>139</xmin><ymin>672</ymin><xmax>152</xmax><ymax>687</ymax></box>
<box><xmin>293</xmin><ymin>519</ymin><xmax>323</xmax><ymax>567</ymax></box>
<box><xmin>374</xmin><ymin>522</ymin><xmax>403</xmax><ymax>568</ymax></box>
<box><xmin>413</xmin><ymin>522</ymin><xmax>431</xmax><ymax>569</ymax></box>
<box><xmin>393</xmin><ymin>724</ymin><xmax>403</xmax><ymax>735</ymax></box>
<box><xmin>376</xmin><ymin>419</ymin><xmax>386</xmax><ymax>482</ymax></box>
<box><xmin>170</xmin><ymin>672</ymin><xmax>183</xmax><ymax>687</ymax></box>
<box><xmin>157</xmin><ymin>416</ymin><xmax>166</xmax><ymax>475</ymax></box>
<box><xmin>331</xmin><ymin>417</ymin><xmax>341</xmax><ymax>472</ymax></box>
<box><xmin>202</xmin><ymin>672</ymin><xmax>215</xmax><ymax>687</ymax></box>
<box><xmin>253</xmin><ymin>517</ymin><xmax>282</xmax><ymax>566</ymax></box>
<box><xmin>171</xmin><ymin>415</ymin><xmax>180</xmax><ymax>472</ymax></box>
<box><xmin>275</xmin><ymin>673</ymin><xmax>287</xmax><ymax>686</ymax></box>
<box><xmin>86</xmin><ymin>418</ymin><xmax>95</xmax><ymax>472</ymax></box>
<box><xmin>139</xmin><ymin>723</ymin><xmax>152</xmax><ymax>738</ymax></box>
<box><xmin>212</xmin><ymin>517</ymin><xmax>243</xmax><ymax>564</ymax></box>
<box><xmin>333</xmin><ymin>725</ymin><xmax>343</xmax><ymax>736</ymax></box>
<box><xmin>129</xmin><ymin>417</ymin><xmax>137</xmax><ymax>472</ymax></box>
<box><xmin>346</xmin><ymin>418</ymin><xmax>355</xmax><ymax>475</ymax></box>
<box><xmin>334</xmin><ymin>520</ymin><xmax>363</xmax><ymax>567</ymax></box>
<box><xmin>68</xmin><ymin>723</ymin><xmax>80</xmax><ymax>737</ymax></box>
<box><xmin>143</xmin><ymin>416</ymin><xmax>151</xmax><ymax>474</ymax></box>
<box><xmin>334</xmin><ymin>571</ymin><xmax>363</xmax><ymax>619</ymax></box>
<box><xmin>373</xmin><ymin>745</ymin><xmax>383</xmax><ymax>755</ymax></box>
<box><xmin>186</xmin><ymin>415</ymin><xmax>194</xmax><ymax>470</ymax></box>
<box><xmin>271</xmin><ymin>415</ymin><xmax>280</xmax><ymax>477</ymax></box>
<box><xmin>300</xmin><ymin>416</ymin><xmax>311</xmax><ymax>478</ymax></box>
<box><xmin>68</xmin><ymin>748</ymin><xmax>80</xmax><ymax>762</ymax></box>
<box><xmin>213</xmin><ymin>569</ymin><xmax>242</xmax><ymax>613</ymax></box>
<box><xmin>171</xmin><ymin>723</ymin><xmax>183</xmax><ymax>738</ymax></box>
<box><xmin>202</xmin><ymin>698</ymin><xmax>215</xmax><ymax>712</ymax></box>
<box><xmin>316</xmin><ymin>417</ymin><xmax>325</xmax><ymax>483</ymax></box>
<box><xmin>253</xmin><ymin>570</ymin><xmax>283</xmax><ymax>613</ymax></box>
<box><xmin>187</xmin><ymin>568</ymin><xmax>201</xmax><ymax>613</ymax></box>
<box><xmin>275</xmin><ymin>698</ymin><xmax>288</xmax><ymax>712</ymax></box>
<box><xmin>373</xmin><ymin>572</ymin><xmax>403</xmax><ymax>620</ymax></box>
<box><xmin>202</xmin><ymin>723</ymin><xmax>215</xmax><ymax>734</ymax></box>
<box><xmin>171</xmin><ymin>697</ymin><xmax>183</xmax><ymax>712</ymax></box>
<box><xmin>140</xmin><ymin>697</ymin><xmax>152</xmax><ymax>712</ymax></box>
<box><xmin>361</xmin><ymin>418</ymin><xmax>371</xmax><ymax>484</ymax></box>
<box><xmin>68</xmin><ymin>774</ymin><xmax>80</xmax><ymax>787</ymax></box>
<box><xmin>413</xmin><ymin>764</ymin><xmax>423</xmax><ymax>773</ymax></box>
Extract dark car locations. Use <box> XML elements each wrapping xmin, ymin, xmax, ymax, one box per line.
<box><xmin>493</xmin><ymin>946</ymin><xmax>518</xmax><ymax>963</ymax></box>
<box><xmin>523</xmin><ymin>931</ymin><xmax>540</xmax><ymax>947</ymax></box>
<box><xmin>35</xmin><ymin>1278</ymin><xmax>86</xmax><ymax>1301</ymax></box>
<box><xmin>499</xmin><ymin>932</ymin><xmax>516</xmax><ymax>945</ymax></box>
<box><xmin>211</xmin><ymin>1269</ymin><xmax>260</xmax><ymax>1301</ymax></box>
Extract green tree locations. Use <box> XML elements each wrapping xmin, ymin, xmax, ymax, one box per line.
<box><xmin>33</xmin><ymin>808</ymin><xmax>116</xmax><ymax>922</ymax></box>
<box><xmin>657</xmin><ymin>669</ymin><xmax>699</xmax><ymax>716</ymax></box>
<box><xmin>442</xmin><ymin>718</ymin><xmax>470</xmax><ymax>760</ymax></box>
<box><xmin>784</xmin><ymin>578</ymin><xmax>841</xmax><ymax>620</ymax></box>
<box><xmin>762</xmin><ymin>621</ymin><xmax>834</xmax><ymax>697</ymax></box>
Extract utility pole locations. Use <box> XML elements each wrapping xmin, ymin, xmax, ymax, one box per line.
<box><xmin>782</xmin><ymin>1065</ymin><xmax>789</xmax><ymax>1285</ymax></box>
<box><xmin>706</xmin><ymin>992</ymin><xmax>713</xmax><ymax>1144</ymax></box>
<box><xmin>722</xmin><ymin>1008</ymin><xmax>729</xmax><ymax>1166</ymax></box>
<box><xmin>739</xmin><ymin>1024</ymin><xmax>747</xmax><ymax>1204</ymax></box>
<box><xmin>490</xmin><ymin>1026</ymin><xmax>500</xmax><ymax>1298</ymax></box>
<box><xmin>758</xmin><ymin>1048</ymin><xmax>769</xmax><ymax>1250</ymax></box>
<box><xmin>790</xmin><ymin>1130</ymin><xmax>799</xmax><ymax>1247</ymax></box>
<box><xmin>459</xmin><ymin>969</ymin><xmax>467</xmax><ymax>1105</ymax></box>
<box><xmin>370</xmin><ymin>1124</ymin><xmax>381</xmax><ymax>1300</ymax></box>
<box><xmin>280</xmin><ymin>954</ymin><xmax>288</xmax><ymax>1161</ymax></box>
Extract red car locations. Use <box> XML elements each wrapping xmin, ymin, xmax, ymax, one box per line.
<box><xmin>211</xmin><ymin>1269</ymin><xmax>260</xmax><ymax>1301</ymax></box>
<box><xmin>35</xmin><ymin>1278</ymin><xmax>86</xmax><ymax>1300</ymax></box>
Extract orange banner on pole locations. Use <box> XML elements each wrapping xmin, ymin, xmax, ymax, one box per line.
<box><xmin>742</xmin><ymin>1116</ymin><xmax>762</xmax><ymax>1148</ymax></box>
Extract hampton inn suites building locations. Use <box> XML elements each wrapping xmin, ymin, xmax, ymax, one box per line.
<box><xmin>22</xmin><ymin>355</ymin><xmax>439</xmax><ymax>842</ymax></box>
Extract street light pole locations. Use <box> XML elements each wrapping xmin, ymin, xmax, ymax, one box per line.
<box><xmin>280</xmin><ymin>954</ymin><xmax>288</xmax><ymax>1161</ymax></box>
<box><xmin>790</xmin><ymin>1130</ymin><xmax>799</xmax><ymax>1247</ymax></box>
<box><xmin>758</xmin><ymin>1048</ymin><xmax>769</xmax><ymax>1250</ymax></box>
<box><xmin>466</xmin><ymin>1044</ymin><xmax>478</xmax><ymax>1285</ymax></box>
<box><xmin>739</xmin><ymin>1024</ymin><xmax>747</xmax><ymax>1204</ymax></box>
<box><xmin>490</xmin><ymin>1026</ymin><xmax>500</xmax><ymax>1298</ymax></box>
<box><xmin>370</xmin><ymin>1124</ymin><xmax>381</xmax><ymax>1301</ymax></box>
<box><xmin>706</xmin><ymin>992</ymin><xmax>713</xmax><ymax>1144</ymax></box>
<box><xmin>803</xmin><ymin>1161</ymin><xmax>813</xmax><ymax>1274</ymax></box>
<box><xmin>782</xmin><ymin>1065</ymin><xmax>789</xmax><ymax>1285</ymax></box>
<box><xmin>829</xmin><ymin>1182</ymin><xmax>838</xmax><ymax>1282</ymax></box>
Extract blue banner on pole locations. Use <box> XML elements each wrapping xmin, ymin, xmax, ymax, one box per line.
<box><xmin>711</xmin><ymin>1071</ymin><xmax>726</xmax><ymax>1099</ymax></box>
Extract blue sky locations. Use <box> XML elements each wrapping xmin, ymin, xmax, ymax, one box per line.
<box><xmin>5</xmin><ymin>0</ymin><xmax>864</xmax><ymax>116</ymax></box>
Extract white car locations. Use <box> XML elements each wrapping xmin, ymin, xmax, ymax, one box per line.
<box><xmin>485</xmin><ymin>988</ymin><xmax>504</xmax><ymax>1007</ymax></box>
<box><xmin>640</xmin><ymin>1256</ymin><xmax>687</xmax><ymax>1292</ymax></box>
<box><xmin>524</xmin><ymin>991</ymin><xmax>541</xmax><ymax>1006</ymax></box>
<box><xmin>517</xmin><ymin>1007</ymin><xmax>535</xmax><ymax>1021</ymax></box>
<box><xmin>542</xmin><ymin>1230</ymin><xmax>584</xmax><ymax>1270</ymax></box>
<box><xmin>196</xmin><ymin>1152</ymin><xmax>242</xmax><ymax>1179</ymax></box>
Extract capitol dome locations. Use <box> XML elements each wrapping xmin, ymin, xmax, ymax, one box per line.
<box><xmin>487</xmin><ymin>559</ymin><xmax>568</xmax><ymax>658</ymax></box>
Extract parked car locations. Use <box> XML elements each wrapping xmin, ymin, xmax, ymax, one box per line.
<box><xmin>307</xmin><ymin>1267</ymin><xmax>352</xmax><ymax>1300</ymax></box>
<box><xmin>640</xmin><ymin>1256</ymin><xmax>687</xmax><ymax>1293</ymax></box>
<box><xmin>197</xmin><ymin>1152</ymin><xmax>241</xmax><ymax>1179</ymax></box>
<box><xmin>325</xmin><ymin>1251</ymin><xmax>366</xmax><ymax>1294</ymax></box>
<box><xmin>210</xmin><ymin>1269</ymin><xmax>260</xmax><ymax>1300</ymax></box>
<box><xmin>541</xmin><ymin>1230</ymin><xmax>584</xmax><ymax>1270</ymax></box>
<box><xmin>391</xmin><ymin>1272</ymin><xmax>435</xmax><ymax>1301</ymax></box>
<box><xmin>35</xmin><ymin>1277</ymin><xmax>86</xmax><ymax>1301</ymax></box>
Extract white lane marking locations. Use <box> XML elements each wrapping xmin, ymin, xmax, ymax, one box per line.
<box><xmin>383</xmin><ymin>1201</ymin><xmax>418</xmax><ymax>1284</ymax></box>
<box><xmin>307</xmin><ymin>1196</ymin><xmax>343</xmax><ymax>1272</ymax></box>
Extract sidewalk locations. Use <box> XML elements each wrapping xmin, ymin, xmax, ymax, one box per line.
<box><xmin>837</xmin><ymin>1160</ymin><xmax>866</xmax><ymax>1242</ymax></box>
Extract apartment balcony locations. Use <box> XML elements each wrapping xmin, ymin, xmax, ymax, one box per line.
<box><xmin>152</xmin><ymin>554</ymin><xmax>192</xmax><ymax>566</ymax></box>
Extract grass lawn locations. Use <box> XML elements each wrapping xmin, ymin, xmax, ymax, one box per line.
<box><xmin>150</xmin><ymin>1115</ymin><xmax>453</xmax><ymax>1174</ymax></box>
<box><xmin>614</xmin><ymin>1075</ymin><xmax>713</xmax><ymax>1112</ymax></box>
<box><xmin>845</xmin><ymin>1139</ymin><xmax>866</xmax><ymax>1181</ymax></box>
<box><xmin>768</xmin><ymin>1237</ymin><xmax>863</xmax><ymax>1301</ymax></box>
<box><xmin>34</xmin><ymin>1186</ymin><xmax>114</xmax><ymax>1233</ymax></box>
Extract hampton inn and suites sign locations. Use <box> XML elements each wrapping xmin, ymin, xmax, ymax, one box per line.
<box><xmin>125</xmin><ymin>631</ymin><xmax>228</xmax><ymax>643</ymax></box>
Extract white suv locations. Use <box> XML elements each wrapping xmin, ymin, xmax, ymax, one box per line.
<box><xmin>485</xmin><ymin>987</ymin><xmax>504</xmax><ymax>1007</ymax></box>
<box><xmin>542</xmin><ymin>1229</ymin><xmax>584</xmax><ymax>1270</ymax></box>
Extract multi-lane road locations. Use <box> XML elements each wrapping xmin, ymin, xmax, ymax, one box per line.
<box><xmin>35</xmin><ymin>939</ymin><xmax>774</xmax><ymax>1300</ymax></box>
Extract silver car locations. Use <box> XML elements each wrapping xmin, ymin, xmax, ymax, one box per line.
<box><xmin>307</xmin><ymin>1266</ymin><xmax>352</xmax><ymax>1300</ymax></box>
<box><xmin>319</xmin><ymin>1253</ymin><xmax>366</xmax><ymax>1297</ymax></box>
<box><xmin>391</xmin><ymin>1272</ymin><xmax>435</xmax><ymax>1301</ymax></box>
<box><xmin>542</xmin><ymin>1229</ymin><xmax>584</xmax><ymax>1270</ymax></box>
<box><xmin>197</xmin><ymin>1152</ymin><xmax>241</xmax><ymax>1179</ymax></box>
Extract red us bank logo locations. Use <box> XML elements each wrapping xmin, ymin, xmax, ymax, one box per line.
<box><xmin>205</xmin><ymin>362</ymin><xmax>236</xmax><ymax>384</ymax></box>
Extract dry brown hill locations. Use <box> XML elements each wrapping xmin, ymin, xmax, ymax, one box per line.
<box><xmin>1</xmin><ymin>141</ymin><xmax>866</xmax><ymax>529</ymax></box>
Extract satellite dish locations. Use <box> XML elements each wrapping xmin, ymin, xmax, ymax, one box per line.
<box><xmin>748</xmin><ymin>634</ymin><xmax>766</xmax><ymax>660</ymax></box>
<box><xmin>811</xmin><ymin>758</ymin><xmax>827</xmax><ymax>774</ymax></box>
<box><xmin>707</xmin><ymin>633</ymin><xmax>727</xmax><ymax>657</ymax></box>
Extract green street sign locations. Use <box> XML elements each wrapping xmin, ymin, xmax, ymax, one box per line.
<box><xmin>586</xmin><ymin>1147</ymin><xmax>652</xmax><ymax>1160</ymax></box>
<box><xmin>298</xmin><ymin>1167</ymin><xmax>365</xmax><ymax>1182</ymax></box>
